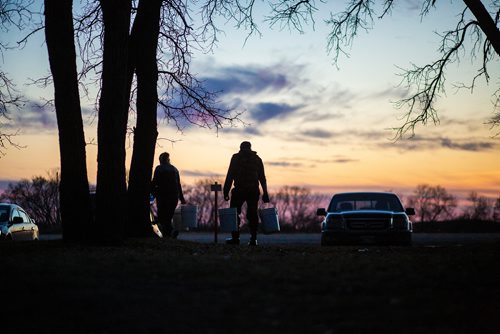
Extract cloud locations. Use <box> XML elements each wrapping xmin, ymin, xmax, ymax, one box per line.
<box><xmin>221</xmin><ymin>126</ymin><xmax>262</xmax><ymax>135</ymax></box>
<box><xmin>367</xmin><ymin>87</ymin><xmax>409</xmax><ymax>101</ymax></box>
<box><xmin>380</xmin><ymin>135</ymin><xmax>498</xmax><ymax>152</ymax></box>
<box><xmin>440</xmin><ymin>138</ymin><xmax>495</xmax><ymax>152</ymax></box>
<box><xmin>2</xmin><ymin>99</ymin><xmax>98</xmax><ymax>132</ymax></box>
<box><xmin>299</xmin><ymin>128</ymin><xmax>337</xmax><ymax>139</ymax></box>
<box><xmin>267</xmin><ymin>161</ymin><xmax>304</xmax><ymax>168</ymax></box>
<box><xmin>308</xmin><ymin>157</ymin><xmax>359</xmax><ymax>164</ymax></box>
<box><xmin>249</xmin><ymin>102</ymin><xmax>301</xmax><ymax>122</ymax></box>
<box><xmin>301</xmin><ymin>111</ymin><xmax>345</xmax><ymax>122</ymax></box>
<box><xmin>3</xmin><ymin>101</ymin><xmax>57</xmax><ymax>131</ymax></box>
<box><xmin>202</xmin><ymin>64</ymin><xmax>299</xmax><ymax>96</ymax></box>
<box><xmin>182</xmin><ymin>170</ymin><xmax>224</xmax><ymax>178</ymax></box>
<box><xmin>331</xmin><ymin>158</ymin><xmax>359</xmax><ymax>163</ymax></box>
<box><xmin>272</xmin><ymin>156</ymin><xmax>359</xmax><ymax>168</ymax></box>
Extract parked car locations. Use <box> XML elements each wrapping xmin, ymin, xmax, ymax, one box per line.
<box><xmin>0</xmin><ymin>203</ymin><xmax>40</xmax><ymax>241</ymax></box>
<box><xmin>317</xmin><ymin>192</ymin><xmax>415</xmax><ymax>246</ymax></box>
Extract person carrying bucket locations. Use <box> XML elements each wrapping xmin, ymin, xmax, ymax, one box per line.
<box><xmin>223</xmin><ymin>141</ymin><xmax>270</xmax><ymax>246</ymax></box>
<box><xmin>151</xmin><ymin>152</ymin><xmax>186</xmax><ymax>238</ymax></box>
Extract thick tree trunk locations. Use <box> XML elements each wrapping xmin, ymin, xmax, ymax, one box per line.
<box><xmin>126</xmin><ymin>0</ymin><xmax>162</xmax><ymax>237</ymax></box>
<box><xmin>463</xmin><ymin>0</ymin><xmax>500</xmax><ymax>55</ymax></box>
<box><xmin>44</xmin><ymin>0</ymin><xmax>91</xmax><ymax>242</ymax></box>
<box><xmin>95</xmin><ymin>0</ymin><xmax>131</xmax><ymax>242</ymax></box>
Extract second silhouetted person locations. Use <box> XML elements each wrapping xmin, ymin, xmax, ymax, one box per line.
<box><xmin>151</xmin><ymin>152</ymin><xmax>186</xmax><ymax>238</ymax></box>
<box><xmin>223</xmin><ymin>141</ymin><xmax>270</xmax><ymax>246</ymax></box>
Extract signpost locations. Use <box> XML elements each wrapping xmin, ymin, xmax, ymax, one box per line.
<box><xmin>211</xmin><ymin>182</ymin><xmax>222</xmax><ymax>244</ymax></box>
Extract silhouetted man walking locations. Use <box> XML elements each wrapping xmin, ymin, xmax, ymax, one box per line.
<box><xmin>223</xmin><ymin>141</ymin><xmax>270</xmax><ymax>246</ymax></box>
<box><xmin>151</xmin><ymin>152</ymin><xmax>186</xmax><ymax>238</ymax></box>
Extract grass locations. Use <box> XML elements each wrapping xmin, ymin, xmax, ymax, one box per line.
<box><xmin>2</xmin><ymin>238</ymin><xmax>500</xmax><ymax>334</ymax></box>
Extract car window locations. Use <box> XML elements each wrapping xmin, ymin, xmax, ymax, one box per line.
<box><xmin>328</xmin><ymin>194</ymin><xmax>404</xmax><ymax>212</ymax></box>
<box><xmin>18</xmin><ymin>210</ymin><xmax>30</xmax><ymax>223</ymax></box>
<box><xmin>11</xmin><ymin>209</ymin><xmax>21</xmax><ymax>221</ymax></box>
<box><xmin>0</xmin><ymin>206</ymin><xmax>10</xmax><ymax>223</ymax></box>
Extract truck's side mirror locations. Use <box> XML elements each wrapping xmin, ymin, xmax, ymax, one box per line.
<box><xmin>405</xmin><ymin>208</ymin><xmax>416</xmax><ymax>216</ymax></box>
<box><xmin>12</xmin><ymin>216</ymin><xmax>24</xmax><ymax>224</ymax></box>
<box><xmin>316</xmin><ymin>208</ymin><xmax>327</xmax><ymax>216</ymax></box>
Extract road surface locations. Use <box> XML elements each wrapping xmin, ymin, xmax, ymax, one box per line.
<box><xmin>40</xmin><ymin>232</ymin><xmax>500</xmax><ymax>246</ymax></box>
<box><xmin>177</xmin><ymin>232</ymin><xmax>500</xmax><ymax>246</ymax></box>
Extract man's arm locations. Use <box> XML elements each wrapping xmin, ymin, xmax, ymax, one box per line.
<box><xmin>223</xmin><ymin>155</ymin><xmax>235</xmax><ymax>200</ymax></box>
<box><xmin>258</xmin><ymin>158</ymin><xmax>270</xmax><ymax>203</ymax></box>
<box><xmin>151</xmin><ymin>166</ymin><xmax>159</xmax><ymax>197</ymax></box>
<box><xmin>176</xmin><ymin>170</ymin><xmax>186</xmax><ymax>204</ymax></box>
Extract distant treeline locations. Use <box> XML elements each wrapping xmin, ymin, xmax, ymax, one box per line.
<box><xmin>1</xmin><ymin>175</ymin><xmax>499</xmax><ymax>233</ymax></box>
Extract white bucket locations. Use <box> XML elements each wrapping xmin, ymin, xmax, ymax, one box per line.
<box><xmin>181</xmin><ymin>205</ymin><xmax>198</xmax><ymax>228</ymax></box>
<box><xmin>259</xmin><ymin>207</ymin><xmax>280</xmax><ymax>234</ymax></box>
<box><xmin>171</xmin><ymin>205</ymin><xmax>198</xmax><ymax>230</ymax></box>
<box><xmin>172</xmin><ymin>207</ymin><xmax>183</xmax><ymax>230</ymax></box>
<box><xmin>218</xmin><ymin>207</ymin><xmax>238</xmax><ymax>232</ymax></box>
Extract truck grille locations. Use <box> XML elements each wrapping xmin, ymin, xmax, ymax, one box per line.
<box><xmin>345</xmin><ymin>217</ymin><xmax>390</xmax><ymax>230</ymax></box>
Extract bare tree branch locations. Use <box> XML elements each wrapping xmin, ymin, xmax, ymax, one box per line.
<box><xmin>325</xmin><ymin>0</ymin><xmax>376</xmax><ymax>66</ymax></box>
<box><xmin>155</xmin><ymin>0</ymin><xmax>243</xmax><ymax>133</ymax></box>
<box><xmin>0</xmin><ymin>0</ymin><xmax>38</xmax><ymax>155</ymax></box>
<box><xmin>394</xmin><ymin>3</ymin><xmax>498</xmax><ymax>138</ymax></box>
<box><xmin>266</xmin><ymin>0</ymin><xmax>319</xmax><ymax>33</ymax></box>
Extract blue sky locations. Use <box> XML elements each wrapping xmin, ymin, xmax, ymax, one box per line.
<box><xmin>0</xmin><ymin>0</ymin><xmax>499</xmax><ymax>200</ymax></box>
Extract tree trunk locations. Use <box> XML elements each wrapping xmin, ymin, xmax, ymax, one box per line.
<box><xmin>95</xmin><ymin>0</ymin><xmax>131</xmax><ymax>242</ymax></box>
<box><xmin>126</xmin><ymin>0</ymin><xmax>162</xmax><ymax>237</ymax></box>
<box><xmin>463</xmin><ymin>0</ymin><xmax>500</xmax><ymax>55</ymax></box>
<box><xmin>44</xmin><ymin>0</ymin><xmax>91</xmax><ymax>242</ymax></box>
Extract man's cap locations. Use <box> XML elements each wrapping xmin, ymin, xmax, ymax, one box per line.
<box><xmin>240</xmin><ymin>141</ymin><xmax>251</xmax><ymax>150</ymax></box>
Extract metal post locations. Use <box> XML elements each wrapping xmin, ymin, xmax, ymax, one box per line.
<box><xmin>211</xmin><ymin>182</ymin><xmax>222</xmax><ymax>244</ymax></box>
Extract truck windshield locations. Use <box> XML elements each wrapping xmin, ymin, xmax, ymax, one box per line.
<box><xmin>328</xmin><ymin>193</ymin><xmax>404</xmax><ymax>212</ymax></box>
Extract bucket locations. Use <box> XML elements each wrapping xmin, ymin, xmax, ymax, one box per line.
<box><xmin>172</xmin><ymin>207</ymin><xmax>183</xmax><ymax>230</ymax></box>
<box><xmin>259</xmin><ymin>207</ymin><xmax>280</xmax><ymax>234</ymax></box>
<box><xmin>218</xmin><ymin>207</ymin><xmax>238</xmax><ymax>232</ymax></box>
<box><xmin>181</xmin><ymin>205</ymin><xmax>198</xmax><ymax>228</ymax></box>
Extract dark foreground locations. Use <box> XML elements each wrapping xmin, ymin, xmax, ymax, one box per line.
<box><xmin>3</xmin><ymin>239</ymin><xmax>500</xmax><ymax>334</ymax></box>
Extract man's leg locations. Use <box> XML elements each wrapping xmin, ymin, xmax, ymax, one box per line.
<box><xmin>246</xmin><ymin>189</ymin><xmax>260</xmax><ymax>246</ymax></box>
<box><xmin>164</xmin><ymin>198</ymin><xmax>179</xmax><ymax>238</ymax></box>
<box><xmin>156</xmin><ymin>197</ymin><xmax>172</xmax><ymax>237</ymax></box>
<box><xmin>157</xmin><ymin>197</ymin><xmax>178</xmax><ymax>238</ymax></box>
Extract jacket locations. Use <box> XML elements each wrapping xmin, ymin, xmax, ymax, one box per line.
<box><xmin>223</xmin><ymin>149</ymin><xmax>267</xmax><ymax>197</ymax></box>
<box><xmin>151</xmin><ymin>163</ymin><xmax>185</xmax><ymax>201</ymax></box>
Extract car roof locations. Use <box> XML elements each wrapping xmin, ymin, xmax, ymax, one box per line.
<box><xmin>333</xmin><ymin>191</ymin><xmax>398</xmax><ymax>196</ymax></box>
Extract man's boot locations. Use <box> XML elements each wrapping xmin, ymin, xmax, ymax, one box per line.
<box><xmin>225</xmin><ymin>231</ymin><xmax>240</xmax><ymax>245</ymax></box>
<box><xmin>248</xmin><ymin>230</ymin><xmax>258</xmax><ymax>246</ymax></box>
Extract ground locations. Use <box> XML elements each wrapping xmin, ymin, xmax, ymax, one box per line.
<box><xmin>2</xmin><ymin>238</ymin><xmax>500</xmax><ymax>333</ymax></box>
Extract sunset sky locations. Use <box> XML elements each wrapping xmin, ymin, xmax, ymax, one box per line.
<box><xmin>1</xmin><ymin>1</ymin><xmax>499</xmax><ymax>200</ymax></box>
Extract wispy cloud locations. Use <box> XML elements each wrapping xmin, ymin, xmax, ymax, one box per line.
<box><xmin>221</xmin><ymin>125</ymin><xmax>262</xmax><ymax>135</ymax></box>
<box><xmin>249</xmin><ymin>102</ymin><xmax>301</xmax><ymax>122</ymax></box>
<box><xmin>271</xmin><ymin>156</ymin><xmax>359</xmax><ymax>168</ymax></box>
<box><xmin>3</xmin><ymin>101</ymin><xmax>57</xmax><ymax>131</ymax></box>
<box><xmin>2</xmin><ymin>99</ymin><xmax>98</xmax><ymax>132</ymax></box>
<box><xmin>331</xmin><ymin>158</ymin><xmax>359</xmax><ymax>163</ymax></box>
<box><xmin>299</xmin><ymin>128</ymin><xmax>337</xmax><ymax>139</ymax></box>
<box><xmin>267</xmin><ymin>161</ymin><xmax>304</xmax><ymax>168</ymax></box>
<box><xmin>182</xmin><ymin>170</ymin><xmax>223</xmax><ymax>178</ymax></box>
<box><xmin>440</xmin><ymin>138</ymin><xmax>495</xmax><ymax>151</ymax></box>
<box><xmin>201</xmin><ymin>63</ymin><xmax>302</xmax><ymax>97</ymax></box>
<box><xmin>381</xmin><ymin>135</ymin><xmax>498</xmax><ymax>152</ymax></box>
